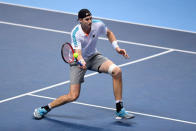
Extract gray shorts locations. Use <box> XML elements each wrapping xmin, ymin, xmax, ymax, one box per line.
<box><xmin>70</xmin><ymin>53</ymin><xmax>108</xmax><ymax>84</ymax></box>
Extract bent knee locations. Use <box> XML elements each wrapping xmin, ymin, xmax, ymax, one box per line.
<box><xmin>112</xmin><ymin>66</ymin><xmax>122</xmax><ymax>78</ymax></box>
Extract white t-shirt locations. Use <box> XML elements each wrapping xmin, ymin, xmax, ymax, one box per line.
<box><xmin>71</xmin><ymin>19</ymin><xmax>107</xmax><ymax>59</ymax></box>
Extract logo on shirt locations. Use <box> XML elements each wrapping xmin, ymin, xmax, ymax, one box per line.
<box><xmin>93</xmin><ymin>34</ymin><xmax>95</xmax><ymax>38</ymax></box>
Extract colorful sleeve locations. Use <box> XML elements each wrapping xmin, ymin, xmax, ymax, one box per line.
<box><xmin>71</xmin><ymin>27</ymin><xmax>81</xmax><ymax>49</ymax></box>
<box><xmin>93</xmin><ymin>20</ymin><xmax>107</xmax><ymax>35</ymax></box>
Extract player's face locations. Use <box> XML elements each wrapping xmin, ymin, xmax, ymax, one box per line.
<box><xmin>80</xmin><ymin>16</ymin><xmax>92</xmax><ymax>29</ymax></box>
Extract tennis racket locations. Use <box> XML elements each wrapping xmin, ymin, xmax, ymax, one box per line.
<box><xmin>61</xmin><ymin>42</ymin><xmax>82</xmax><ymax>66</ymax></box>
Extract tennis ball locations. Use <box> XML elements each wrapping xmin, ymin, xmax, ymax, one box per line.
<box><xmin>73</xmin><ymin>53</ymin><xmax>78</xmax><ymax>58</ymax></box>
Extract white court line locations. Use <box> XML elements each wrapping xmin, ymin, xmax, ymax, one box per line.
<box><xmin>0</xmin><ymin>20</ymin><xmax>70</xmax><ymax>34</ymax></box>
<box><xmin>28</xmin><ymin>93</ymin><xmax>196</xmax><ymax>125</ymax></box>
<box><xmin>119</xmin><ymin>49</ymin><xmax>174</xmax><ymax>67</ymax></box>
<box><xmin>0</xmin><ymin>20</ymin><xmax>196</xmax><ymax>55</ymax></box>
<box><xmin>0</xmin><ymin>1</ymin><xmax>196</xmax><ymax>34</ymax></box>
<box><xmin>0</xmin><ymin>50</ymin><xmax>172</xmax><ymax>104</ymax></box>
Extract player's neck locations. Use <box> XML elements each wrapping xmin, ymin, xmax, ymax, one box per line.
<box><xmin>81</xmin><ymin>25</ymin><xmax>91</xmax><ymax>35</ymax></box>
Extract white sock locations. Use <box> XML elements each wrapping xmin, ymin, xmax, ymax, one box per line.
<box><xmin>115</xmin><ymin>100</ymin><xmax>122</xmax><ymax>103</ymax></box>
<box><xmin>48</xmin><ymin>104</ymin><xmax>52</xmax><ymax>109</ymax></box>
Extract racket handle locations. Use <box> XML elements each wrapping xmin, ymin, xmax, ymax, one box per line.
<box><xmin>77</xmin><ymin>61</ymin><xmax>83</xmax><ymax>66</ymax></box>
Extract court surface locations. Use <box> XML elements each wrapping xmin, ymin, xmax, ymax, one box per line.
<box><xmin>0</xmin><ymin>2</ymin><xmax>196</xmax><ymax>131</ymax></box>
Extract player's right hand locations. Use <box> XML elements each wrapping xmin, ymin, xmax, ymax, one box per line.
<box><xmin>78</xmin><ymin>59</ymin><xmax>87</xmax><ymax>69</ymax></box>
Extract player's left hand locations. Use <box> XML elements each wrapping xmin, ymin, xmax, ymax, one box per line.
<box><xmin>116</xmin><ymin>47</ymin><xmax>130</xmax><ymax>59</ymax></box>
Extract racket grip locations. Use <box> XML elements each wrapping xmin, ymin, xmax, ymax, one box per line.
<box><xmin>77</xmin><ymin>61</ymin><xmax>83</xmax><ymax>66</ymax></box>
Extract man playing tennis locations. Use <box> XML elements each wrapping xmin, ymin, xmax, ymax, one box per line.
<box><xmin>34</xmin><ymin>9</ymin><xmax>134</xmax><ymax>119</ymax></box>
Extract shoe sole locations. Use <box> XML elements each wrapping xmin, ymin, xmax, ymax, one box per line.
<box><xmin>116</xmin><ymin>115</ymin><xmax>135</xmax><ymax>120</ymax></box>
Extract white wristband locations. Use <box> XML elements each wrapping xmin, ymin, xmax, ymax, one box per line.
<box><xmin>79</xmin><ymin>59</ymin><xmax>85</xmax><ymax>63</ymax></box>
<box><xmin>112</xmin><ymin>41</ymin><xmax>119</xmax><ymax>49</ymax></box>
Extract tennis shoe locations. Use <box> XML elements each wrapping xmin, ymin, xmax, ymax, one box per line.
<box><xmin>116</xmin><ymin>108</ymin><xmax>135</xmax><ymax>119</ymax></box>
<box><xmin>33</xmin><ymin>107</ymin><xmax>48</xmax><ymax>119</ymax></box>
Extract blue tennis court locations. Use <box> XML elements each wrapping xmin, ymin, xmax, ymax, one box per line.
<box><xmin>0</xmin><ymin>2</ymin><xmax>196</xmax><ymax>131</ymax></box>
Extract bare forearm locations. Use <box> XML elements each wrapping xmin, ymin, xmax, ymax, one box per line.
<box><xmin>107</xmin><ymin>29</ymin><xmax>116</xmax><ymax>43</ymax></box>
<box><xmin>74</xmin><ymin>49</ymin><xmax>86</xmax><ymax>69</ymax></box>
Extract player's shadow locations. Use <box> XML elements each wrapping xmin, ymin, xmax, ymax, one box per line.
<box><xmin>44</xmin><ymin>117</ymin><xmax>106</xmax><ymax>131</ymax></box>
<box><xmin>46</xmin><ymin>114</ymin><xmax>87</xmax><ymax>120</ymax></box>
<box><xmin>111</xmin><ymin>120</ymin><xmax>136</xmax><ymax>127</ymax></box>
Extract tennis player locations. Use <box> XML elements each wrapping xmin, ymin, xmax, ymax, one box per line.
<box><xmin>34</xmin><ymin>9</ymin><xmax>135</xmax><ymax>119</ymax></box>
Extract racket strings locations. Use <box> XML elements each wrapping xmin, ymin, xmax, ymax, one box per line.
<box><xmin>62</xmin><ymin>44</ymin><xmax>74</xmax><ymax>63</ymax></box>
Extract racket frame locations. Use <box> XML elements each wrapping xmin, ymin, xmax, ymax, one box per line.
<box><xmin>61</xmin><ymin>42</ymin><xmax>75</xmax><ymax>63</ymax></box>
